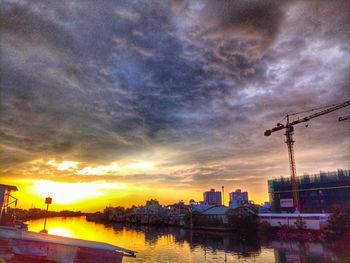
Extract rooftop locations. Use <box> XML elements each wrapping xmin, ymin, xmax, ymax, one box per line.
<box><xmin>269</xmin><ymin>169</ymin><xmax>350</xmax><ymax>184</ymax></box>
<box><xmin>202</xmin><ymin>206</ymin><xmax>230</xmax><ymax>216</ymax></box>
<box><xmin>0</xmin><ymin>184</ymin><xmax>18</xmax><ymax>192</ymax></box>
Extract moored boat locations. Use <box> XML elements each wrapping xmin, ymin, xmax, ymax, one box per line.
<box><xmin>0</xmin><ymin>184</ymin><xmax>135</xmax><ymax>262</ymax></box>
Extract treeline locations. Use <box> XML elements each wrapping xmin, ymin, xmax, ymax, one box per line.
<box><xmin>9</xmin><ymin>208</ymin><xmax>85</xmax><ymax>221</ymax></box>
<box><xmin>87</xmin><ymin>202</ymin><xmax>350</xmax><ymax>242</ymax></box>
<box><xmin>86</xmin><ymin>204</ymin><xmax>260</xmax><ymax>236</ymax></box>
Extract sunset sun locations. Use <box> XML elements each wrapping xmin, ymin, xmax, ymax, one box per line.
<box><xmin>32</xmin><ymin>181</ymin><xmax>101</xmax><ymax>204</ymax></box>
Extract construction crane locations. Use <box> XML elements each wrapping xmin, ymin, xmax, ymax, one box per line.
<box><xmin>264</xmin><ymin>100</ymin><xmax>350</xmax><ymax>211</ymax></box>
<box><xmin>339</xmin><ymin>115</ymin><xmax>350</xmax><ymax>122</ymax></box>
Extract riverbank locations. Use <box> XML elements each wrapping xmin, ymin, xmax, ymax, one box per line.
<box><xmin>86</xmin><ymin>210</ymin><xmax>259</xmax><ymax>234</ymax></box>
<box><xmin>10</xmin><ymin>208</ymin><xmax>85</xmax><ymax>221</ymax></box>
<box><xmin>85</xmin><ymin>200</ymin><xmax>350</xmax><ymax>243</ymax></box>
<box><xmin>87</xmin><ymin>209</ymin><xmax>350</xmax><ymax>243</ymax></box>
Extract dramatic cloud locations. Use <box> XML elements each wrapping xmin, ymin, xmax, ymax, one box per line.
<box><xmin>1</xmin><ymin>0</ymin><xmax>349</xmax><ymax>205</ymax></box>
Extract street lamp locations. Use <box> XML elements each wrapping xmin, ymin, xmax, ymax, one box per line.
<box><xmin>40</xmin><ymin>196</ymin><xmax>52</xmax><ymax>234</ymax></box>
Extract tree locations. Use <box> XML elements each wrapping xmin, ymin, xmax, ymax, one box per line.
<box><xmin>294</xmin><ymin>216</ymin><xmax>306</xmax><ymax>231</ymax></box>
<box><xmin>323</xmin><ymin>204</ymin><xmax>350</xmax><ymax>239</ymax></box>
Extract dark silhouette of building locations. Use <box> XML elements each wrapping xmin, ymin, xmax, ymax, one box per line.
<box><xmin>203</xmin><ymin>189</ymin><xmax>222</xmax><ymax>206</ymax></box>
<box><xmin>268</xmin><ymin>169</ymin><xmax>350</xmax><ymax>213</ymax></box>
<box><xmin>229</xmin><ymin>189</ymin><xmax>248</xmax><ymax>208</ymax></box>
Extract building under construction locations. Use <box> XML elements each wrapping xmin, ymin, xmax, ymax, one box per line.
<box><xmin>268</xmin><ymin>169</ymin><xmax>350</xmax><ymax>213</ymax></box>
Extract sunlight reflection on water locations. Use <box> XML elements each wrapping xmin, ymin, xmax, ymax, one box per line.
<box><xmin>27</xmin><ymin>217</ymin><xmax>273</xmax><ymax>262</ymax></box>
<box><xmin>25</xmin><ymin>216</ymin><xmax>347</xmax><ymax>263</ymax></box>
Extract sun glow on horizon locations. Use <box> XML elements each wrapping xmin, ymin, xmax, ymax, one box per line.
<box><xmin>1</xmin><ymin>158</ymin><xmax>269</xmax><ymax>211</ymax></box>
<box><xmin>31</xmin><ymin>180</ymin><xmax>126</xmax><ymax>204</ymax></box>
<box><xmin>32</xmin><ymin>181</ymin><xmax>100</xmax><ymax>203</ymax></box>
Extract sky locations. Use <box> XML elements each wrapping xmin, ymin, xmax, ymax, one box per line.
<box><xmin>1</xmin><ymin>0</ymin><xmax>349</xmax><ymax>211</ymax></box>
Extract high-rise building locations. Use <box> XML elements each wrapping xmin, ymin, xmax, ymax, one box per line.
<box><xmin>203</xmin><ymin>189</ymin><xmax>222</xmax><ymax>205</ymax></box>
<box><xmin>268</xmin><ymin>169</ymin><xmax>350</xmax><ymax>213</ymax></box>
<box><xmin>229</xmin><ymin>189</ymin><xmax>248</xmax><ymax>208</ymax></box>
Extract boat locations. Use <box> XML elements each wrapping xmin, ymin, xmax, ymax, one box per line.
<box><xmin>0</xmin><ymin>184</ymin><xmax>135</xmax><ymax>262</ymax></box>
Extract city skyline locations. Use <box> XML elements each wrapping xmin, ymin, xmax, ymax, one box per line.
<box><xmin>1</xmin><ymin>0</ymin><xmax>349</xmax><ymax>211</ymax></box>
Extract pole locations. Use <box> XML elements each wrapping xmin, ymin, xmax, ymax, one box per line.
<box><xmin>222</xmin><ymin>186</ymin><xmax>225</xmax><ymax>206</ymax></box>
<box><xmin>40</xmin><ymin>196</ymin><xmax>52</xmax><ymax>233</ymax></box>
<box><xmin>285</xmin><ymin>115</ymin><xmax>299</xmax><ymax>211</ymax></box>
<box><xmin>43</xmin><ymin>203</ymin><xmax>49</xmax><ymax>231</ymax></box>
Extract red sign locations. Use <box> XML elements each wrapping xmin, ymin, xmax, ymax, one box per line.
<box><xmin>45</xmin><ymin>197</ymin><xmax>52</xmax><ymax>204</ymax></box>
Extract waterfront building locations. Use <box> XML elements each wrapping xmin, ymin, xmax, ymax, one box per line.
<box><xmin>189</xmin><ymin>199</ymin><xmax>197</xmax><ymax>205</ymax></box>
<box><xmin>0</xmin><ymin>184</ymin><xmax>18</xmax><ymax>224</ymax></box>
<box><xmin>259</xmin><ymin>213</ymin><xmax>330</xmax><ymax>230</ymax></box>
<box><xmin>201</xmin><ymin>206</ymin><xmax>230</xmax><ymax>224</ymax></box>
<box><xmin>166</xmin><ymin>201</ymin><xmax>188</xmax><ymax>215</ymax></box>
<box><xmin>146</xmin><ymin>199</ymin><xmax>161</xmax><ymax>210</ymax></box>
<box><xmin>191</xmin><ymin>203</ymin><xmax>215</xmax><ymax>213</ymax></box>
<box><xmin>229</xmin><ymin>189</ymin><xmax>249</xmax><ymax>208</ymax></box>
<box><xmin>259</xmin><ymin>202</ymin><xmax>271</xmax><ymax>213</ymax></box>
<box><xmin>203</xmin><ymin>189</ymin><xmax>222</xmax><ymax>205</ymax></box>
<box><xmin>268</xmin><ymin>169</ymin><xmax>350</xmax><ymax>213</ymax></box>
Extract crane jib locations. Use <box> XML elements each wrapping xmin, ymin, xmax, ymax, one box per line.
<box><xmin>264</xmin><ymin>100</ymin><xmax>350</xmax><ymax>136</ymax></box>
<box><xmin>263</xmin><ymin>99</ymin><xmax>350</xmax><ymax>211</ymax></box>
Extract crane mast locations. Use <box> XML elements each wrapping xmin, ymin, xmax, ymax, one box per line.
<box><xmin>285</xmin><ymin>115</ymin><xmax>299</xmax><ymax>210</ymax></box>
<box><xmin>264</xmin><ymin>100</ymin><xmax>350</xmax><ymax>212</ymax></box>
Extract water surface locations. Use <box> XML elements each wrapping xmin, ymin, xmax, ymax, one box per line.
<box><xmin>26</xmin><ymin>217</ymin><xmax>348</xmax><ymax>263</ymax></box>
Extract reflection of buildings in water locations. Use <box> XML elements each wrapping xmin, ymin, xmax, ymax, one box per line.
<box><xmin>106</xmin><ymin>224</ymin><xmax>345</xmax><ymax>262</ymax></box>
<box><xmin>123</xmin><ymin>224</ymin><xmax>261</xmax><ymax>258</ymax></box>
<box><xmin>270</xmin><ymin>241</ymin><xmax>339</xmax><ymax>263</ymax></box>
<box><xmin>110</xmin><ymin>224</ymin><xmax>124</xmax><ymax>233</ymax></box>
<box><xmin>123</xmin><ymin>225</ymin><xmax>187</xmax><ymax>246</ymax></box>
<box><xmin>184</xmin><ymin>231</ymin><xmax>261</xmax><ymax>258</ymax></box>
<box><xmin>140</xmin><ymin>226</ymin><xmax>165</xmax><ymax>245</ymax></box>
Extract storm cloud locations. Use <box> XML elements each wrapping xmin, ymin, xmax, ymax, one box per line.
<box><xmin>1</xmin><ymin>0</ymin><xmax>349</xmax><ymax>200</ymax></box>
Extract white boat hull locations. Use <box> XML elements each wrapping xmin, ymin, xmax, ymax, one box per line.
<box><xmin>0</xmin><ymin>226</ymin><xmax>133</xmax><ymax>262</ymax></box>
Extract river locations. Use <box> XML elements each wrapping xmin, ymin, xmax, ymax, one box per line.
<box><xmin>23</xmin><ymin>216</ymin><xmax>347</xmax><ymax>262</ymax></box>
